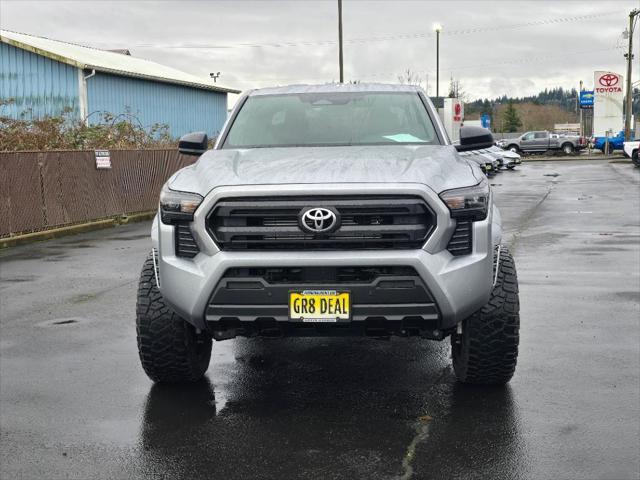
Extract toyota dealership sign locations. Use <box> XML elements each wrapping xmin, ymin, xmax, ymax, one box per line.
<box><xmin>595</xmin><ymin>72</ymin><xmax>622</xmax><ymax>94</ymax></box>
<box><xmin>593</xmin><ymin>71</ymin><xmax>624</xmax><ymax>137</ymax></box>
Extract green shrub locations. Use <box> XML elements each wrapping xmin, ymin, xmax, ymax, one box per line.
<box><xmin>0</xmin><ymin>99</ymin><xmax>177</xmax><ymax>151</ymax></box>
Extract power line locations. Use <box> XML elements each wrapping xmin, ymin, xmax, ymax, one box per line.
<box><xmin>131</xmin><ymin>12</ymin><xmax>617</xmax><ymax>50</ymax></box>
<box><xmin>228</xmin><ymin>44</ymin><xmax>624</xmax><ymax>86</ymax></box>
<box><xmin>443</xmin><ymin>46</ymin><xmax>622</xmax><ymax>73</ymax></box>
<box><xmin>352</xmin><ymin>46</ymin><xmax>622</xmax><ymax>81</ymax></box>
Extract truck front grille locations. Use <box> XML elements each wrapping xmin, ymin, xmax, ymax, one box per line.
<box><xmin>223</xmin><ymin>266</ymin><xmax>419</xmax><ymax>283</ymax></box>
<box><xmin>206</xmin><ymin>265</ymin><xmax>439</xmax><ymax>329</ymax></box>
<box><xmin>208</xmin><ymin>195</ymin><xmax>435</xmax><ymax>251</ymax></box>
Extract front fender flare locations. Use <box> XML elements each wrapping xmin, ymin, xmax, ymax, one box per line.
<box><xmin>491</xmin><ymin>204</ymin><xmax>502</xmax><ymax>247</ymax></box>
<box><xmin>151</xmin><ymin>213</ymin><xmax>160</xmax><ymax>251</ymax></box>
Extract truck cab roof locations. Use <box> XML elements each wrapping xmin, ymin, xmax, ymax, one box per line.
<box><xmin>247</xmin><ymin>83</ymin><xmax>424</xmax><ymax>97</ymax></box>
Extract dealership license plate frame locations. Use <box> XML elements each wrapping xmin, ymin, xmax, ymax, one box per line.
<box><xmin>289</xmin><ymin>289</ymin><xmax>351</xmax><ymax>323</ymax></box>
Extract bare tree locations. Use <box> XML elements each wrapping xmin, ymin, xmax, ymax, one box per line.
<box><xmin>448</xmin><ymin>75</ymin><xmax>468</xmax><ymax>101</ymax></box>
<box><xmin>398</xmin><ymin>69</ymin><xmax>424</xmax><ymax>90</ymax></box>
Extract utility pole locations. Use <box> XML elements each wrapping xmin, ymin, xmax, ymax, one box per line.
<box><xmin>434</xmin><ymin>24</ymin><xmax>442</xmax><ymax>98</ymax></box>
<box><xmin>579</xmin><ymin>80</ymin><xmax>583</xmax><ymax>138</ymax></box>
<box><xmin>338</xmin><ymin>0</ymin><xmax>344</xmax><ymax>83</ymax></box>
<box><xmin>624</xmin><ymin>8</ymin><xmax>639</xmax><ymax>141</ymax></box>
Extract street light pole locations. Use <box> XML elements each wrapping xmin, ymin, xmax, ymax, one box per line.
<box><xmin>624</xmin><ymin>8</ymin><xmax>638</xmax><ymax>141</ymax></box>
<box><xmin>433</xmin><ymin>24</ymin><xmax>442</xmax><ymax>98</ymax></box>
<box><xmin>338</xmin><ymin>0</ymin><xmax>344</xmax><ymax>83</ymax></box>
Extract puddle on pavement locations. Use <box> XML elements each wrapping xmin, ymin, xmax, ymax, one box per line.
<box><xmin>615</xmin><ymin>291</ymin><xmax>640</xmax><ymax>303</ymax></box>
<box><xmin>43</xmin><ymin>255</ymin><xmax>70</xmax><ymax>262</ymax></box>
<box><xmin>104</xmin><ymin>234</ymin><xmax>149</xmax><ymax>241</ymax></box>
<box><xmin>0</xmin><ymin>275</ymin><xmax>38</xmax><ymax>284</ymax></box>
<box><xmin>0</xmin><ymin>249</ymin><xmax>66</xmax><ymax>262</ymax></box>
<box><xmin>52</xmin><ymin>319</ymin><xmax>78</xmax><ymax>325</ymax></box>
<box><xmin>36</xmin><ymin>318</ymin><xmax>84</xmax><ymax>328</ymax></box>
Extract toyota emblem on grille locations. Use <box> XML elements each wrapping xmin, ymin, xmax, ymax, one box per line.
<box><xmin>300</xmin><ymin>207</ymin><xmax>339</xmax><ymax>234</ymax></box>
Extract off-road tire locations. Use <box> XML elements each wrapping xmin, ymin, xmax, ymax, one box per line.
<box><xmin>136</xmin><ymin>252</ymin><xmax>212</xmax><ymax>383</ymax></box>
<box><xmin>561</xmin><ymin>143</ymin><xmax>574</xmax><ymax>155</ymax></box>
<box><xmin>507</xmin><ymin>145</ymin><xmax>519</xmax><ymax>154</ymax></box>
<box><xmin>451</xmin><ymin>246</ymin><xmax>520</xmax><ymax>385</ymax></box>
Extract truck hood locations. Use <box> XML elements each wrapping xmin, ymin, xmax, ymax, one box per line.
<box><xmin>169</xmin><ymin>145</ymin><xmax>480</xmax><ymax>196</ymax></box>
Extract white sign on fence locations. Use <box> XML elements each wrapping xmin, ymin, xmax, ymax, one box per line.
<box><xmin>95</xmin><ymin>150</ymin><xmax>112</xmax><ymax>169</ymax></box>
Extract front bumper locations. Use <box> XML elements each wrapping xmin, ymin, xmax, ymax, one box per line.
<box><xmin>155</xmin><ymin>183</ymin><xmax>495</xmax><ymax>333</ymax></box>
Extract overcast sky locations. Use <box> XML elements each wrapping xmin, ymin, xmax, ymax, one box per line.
<box><xmin>1</xmin><ymin>0</ymin><xmax>638</xmax><ymax>102</ymax></box>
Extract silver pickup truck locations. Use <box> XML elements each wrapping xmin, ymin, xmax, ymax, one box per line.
<box><xmin>503</xmin><ymin>131</ymin><xmax>586</xmax><ymax>155</ymax></box>
<box><xmin>136</xmin><ymin>83</ymin><xmax>520</xmax><ymax>386</ymax></box>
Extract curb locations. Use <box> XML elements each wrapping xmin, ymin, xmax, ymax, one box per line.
<box><xmin>119</xmin><ymin>211</ymin><xmax>156</xmax><ymax>225</ymax></box>
<box><xmin>0</xmin><ymin>211</ymin><xmax>155</xmax><ymax>249</ymax></box>
<box><xmin>522</xmin><ymin>155</ymin><xmax>625</xmax><ymax>162</ymax></box>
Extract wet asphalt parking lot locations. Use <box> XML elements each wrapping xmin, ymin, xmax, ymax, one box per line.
<box><xmin>1</xmin><ymin>160</ymin><xmax>639</xmax><ymax>480</ymax></box>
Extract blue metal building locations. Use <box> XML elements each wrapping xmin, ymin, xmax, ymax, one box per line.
<box><xmin>0</xmin><ymin>30</ymin><xmax>239</xmax><ymax>138</ymax></box>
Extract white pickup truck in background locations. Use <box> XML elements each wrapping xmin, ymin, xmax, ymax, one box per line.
<box><xmin>623</xmin><ymin>140</ymin><xmax>639</xmax><ymax>166</ymax></box>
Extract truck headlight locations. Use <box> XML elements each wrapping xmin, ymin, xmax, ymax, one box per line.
<box><xmin>439</xmin><ymin>178</ymin><xmax>489</xmax><ymax>221</ymax></box>
<box><xmin>159</xmin><ymin>184</ymin><xmax>203</xmax><ymax>224</ymax></box>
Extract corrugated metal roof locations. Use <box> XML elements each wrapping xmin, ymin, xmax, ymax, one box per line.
<box><xmin>0</xmin><ymin>29</ymin><xmax>240</xmax><ymax>94</ymax></box>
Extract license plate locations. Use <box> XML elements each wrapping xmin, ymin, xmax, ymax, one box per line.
<box><xmin>289</xmin><ymin>290</ymin><xmax>350</xmax><ymax>322</ymax></box>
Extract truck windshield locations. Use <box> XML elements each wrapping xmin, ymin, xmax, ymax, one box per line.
<box><xmin>223</xmin><ymin>92</ymin><xmax>440</xmax><ymax>148</ymax></box>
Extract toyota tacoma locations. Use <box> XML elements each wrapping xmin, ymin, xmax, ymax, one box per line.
<box><xmin>136</xmin><ymin>84</ymin><xmax>520</xmax><ymax>385</ymax></box>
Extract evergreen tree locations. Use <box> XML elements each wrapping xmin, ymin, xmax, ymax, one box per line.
<box><xmin>502</xmin><ymin>101</ymin><xmax>522</xmax><ymax>132</ymax></box>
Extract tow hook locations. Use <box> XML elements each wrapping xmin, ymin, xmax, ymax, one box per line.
<box><xmin>421</xmin><ymin>329</ymin><xmax>444</xmax><ymax>340</ymax></box>
<box><xmin>213</xmin><ymin>330</ymin><xmax>237</xmax><ymax>341</ymax></box>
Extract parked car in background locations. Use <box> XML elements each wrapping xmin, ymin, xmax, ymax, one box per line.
<box><xmin>459</xmin><ymin>145</ymin><xmax>521</xmax><ymax>174</ymax></box>
<box><xmin>505</xmin><ymin>130</ymin><xmax>586</xmax><ymax>155</ymax></box>
<box><xmin>458</xmin><ymin>149</ymin><xmax>498</xmax><ymax>176</ymax></box>
<box><xmin>476</xmin><ymin>149</ymin><xmax>508</xmax><ymax>170</ymax></box>
<box><xmin>500</xmin><ymin>147</ymin><xmax>522</xmax><ymax>168</ymax></box>
<box><xmin>482</xmin><ymin>145</ymin><xmax>522</xmax><ymax>170</ymax></box>
<box><xmin>476</xmin><ymin>150</ymin><xmax>502</xmax><ymax>173</ymax></box>
<box><xmin>623</xmin><ymin>140</ymin><xmax>639</xmax><ymax>166</ymax></box>
<box><xmin>593</xmin><ymin>131</ymin><xmax>635</xmax><ymax>155</ymax></box>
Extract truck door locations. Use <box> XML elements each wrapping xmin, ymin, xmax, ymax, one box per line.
<box><xmin>533</xmin><ymin>131</ymin><xmax>549</xmax><ymax>151</ymax></box>
<box><xmin>520</xmin><ymin>132</ymin><xmax>536</xmax><ymax>150</ymax></box>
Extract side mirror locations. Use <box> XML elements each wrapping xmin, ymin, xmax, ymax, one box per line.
<box><xmin>178</xmin><ymin>132</ymin><xmax>208</xmax><ymax>156</ymax></box>
<box><xmin>455</xmin><ymin>126</ymin><xmax>494</xmax><ymax>152</ymax></box>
